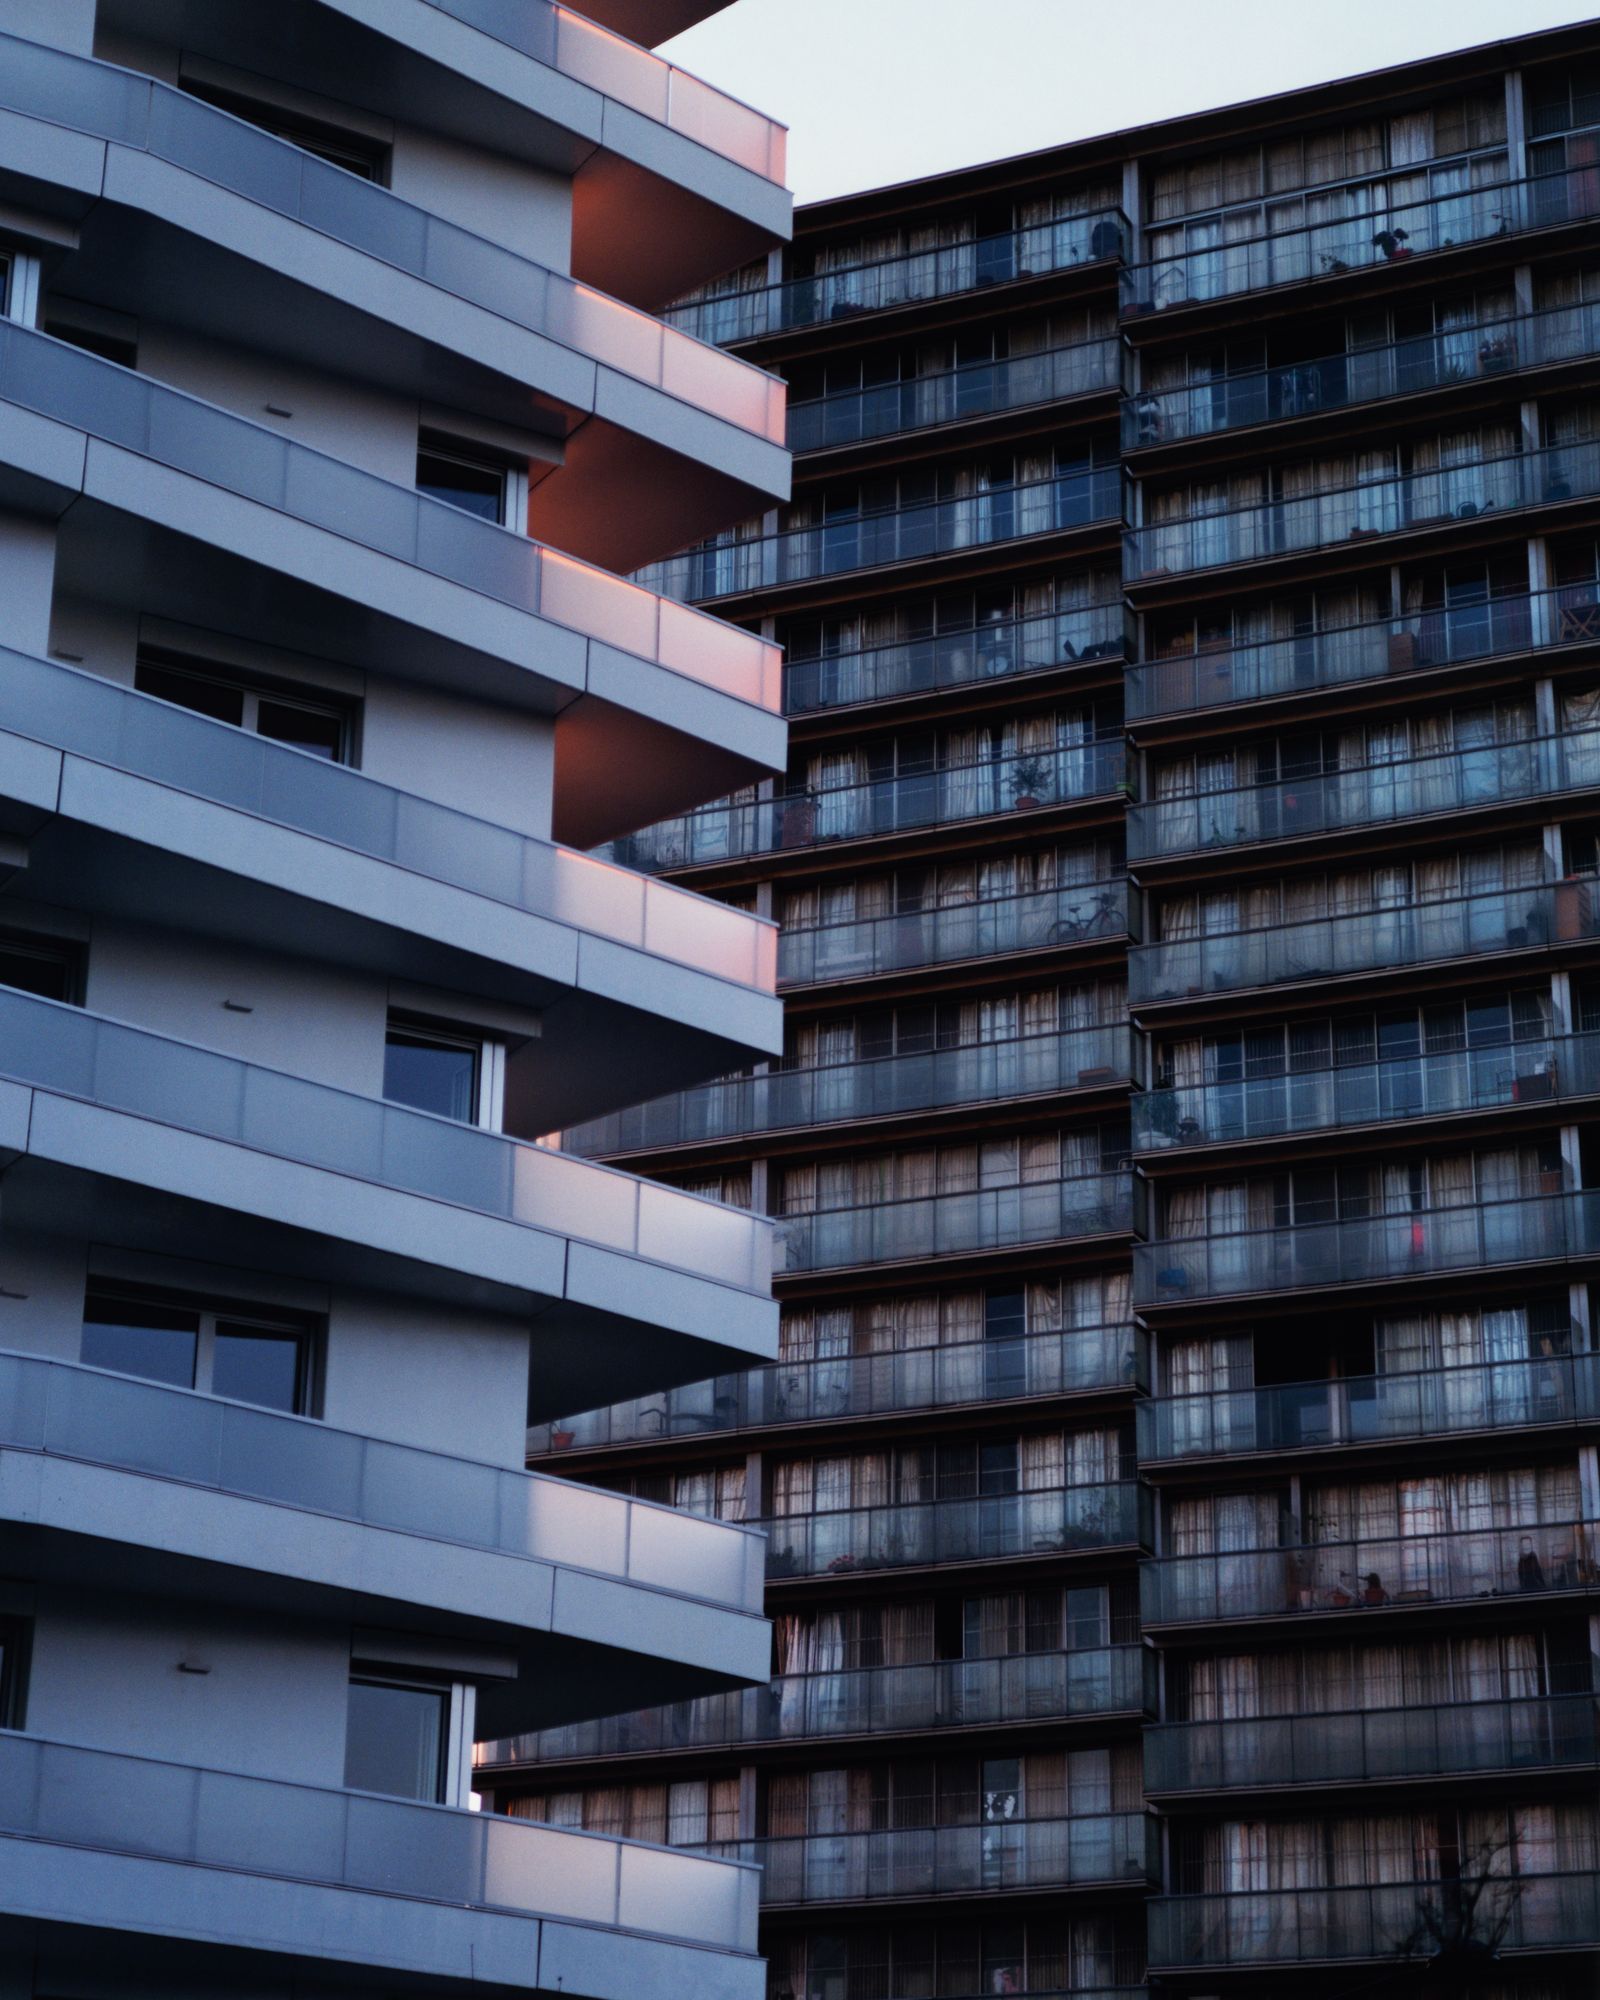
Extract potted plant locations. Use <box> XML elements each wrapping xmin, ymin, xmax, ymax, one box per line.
<box><xmin>550</xmin><ymin>1427</ymin><xmax>576</xmax><ymax>1449</ymax></box>
<box><xmin>1008</xmin><ymin>755</ymin><xmax>1053</xmax><ymax>810</ymax></box>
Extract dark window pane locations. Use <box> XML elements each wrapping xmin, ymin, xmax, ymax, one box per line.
<box><xmin>135</xmin><ymin>661</ymin><xmax>245</xmax><ymax>725</ymax></box>
<box><xmin>417</xmin><ymin>448</ymin><xmax>504</xmax><ymax>521</ymax></box>
<box><xmin>344</xmin><ymin>1677</ymin><xmax>447</xmax><ymax>1801</ymax></box>
<box><xmin>81</xmin><ymin>1298</ymin><xmax>198</xmax><ymax>1389</ymax></box>
<box><xmin>0</xmin><ymin>937</ymin><xmax>74</xmax><ymax>1001</ymax></box>
<box><xmin>384</xmin><ymin>1030</ymin><xmax>478</xmax><ymax>1122</ymax></box>
<box><xmin>256</xmin><ymin>698</ymin><xmax>344</xmax><ymax>761</ymax></box>
<box><xmin>213</xmin><ymin>1323</ymin><xmax>304</xmax><ymax>1412</ymax></box>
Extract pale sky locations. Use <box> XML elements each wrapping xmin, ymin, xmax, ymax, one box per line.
<box><xmin>662</xmin><ymin>0</ymin><xmax>1600</xmax><ymax>207</ymax></box>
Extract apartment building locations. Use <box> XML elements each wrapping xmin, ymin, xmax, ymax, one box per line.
<box><xmin>474</xmin><ymin>19</ymin><xmax>1600</xmax><ymax>2000</ymax></box>
<box><xmin>0</xmin><ymin>1</ymin><xmax>790</xmax><ymax>1992</ymax></box>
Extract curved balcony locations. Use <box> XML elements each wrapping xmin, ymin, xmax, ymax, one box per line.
<box><xmin>1140</xmin><ymin>1517</ymin><xmax>1598</xmax><ymax>1629</ymax></box>
<box><xmin>1138</xmin><ymin>1352</ymin><xmax>1600</xmax><ymax>1466</ymax></box>
<box><xmin>777</xmin><ymin>1171</ymin><xmax>1132</xmax><ymax>1276</ymax></box>
<box><xmin>1124</xmin><ymin>299</ymin><xmax>1600</xmax><ymax>452</ymax></box>
<box><xmin>1120</xmin><ymin>160</ymin><xmax>1597</xmax><ymax>318</ymax></box>
<box><xmin>779</xmin><ymin>879</ymin><xmax>1125</xmax><ymax>990</ymax></box>
<box><xmin>483</xmin><ymin>1645</ymin><xmax>1153</xmax><ymax>1768</ymax></box>
<box><xmin>706</xmin><ymin>1811</ymin><xmax>1156</xmax><ymax>1906</ymax></box>
<box><xmin>1149</xmin><ymin>1871</ymin><xmax>1600</xmax><ymax>1970</ymax></box>
<box><xmin>602</xmin><ymin>742</ymin><xmax>1125</xmax><ymax>874</ymax></box>
<box><xmin>1129</xmin><ymin>881</ymin><xmax>1581</xmax><ymax>1007</ymax></box>
<box><xmin>1129</xmin><ymin>732</ymin><xmax>1600</xmax><ymax>864</ymax></box>
<box><xmin>1145</xmin><ymin>1694</ymin><xmax>1600</xmax><ymax>1798</ymax></box>
<box><xmin>529</xmin><ymin>1321</ymin><xmax>1144</xmax><ymax>1455</ymax></box>
<box><xmin>1135</xmin><ymin>1190</ymin><xmax>1598</xmax><ymax>1308</ymax></box>
<box><xmin>791</xmin><ymin>337</ymin><xmax>1118</xmax><ymax>453</ymax></box>
<box><xmin>640</xmin><ymin>465</ymin><xmax>1122</xmax><ymax>606</ymax></box>
<box><xmin>1125</xmin><ymin>439</ymin><xmax>1598</xmax><ymax>586</ymax></box>
<box><xmin>666</xmin><ymin>208</ymin><xmax>1129</xmax><ymax>346</ymax></box>
<box><xmin>0</xmin><ymin>1726</ymin><xmax>759</xmax><ymax>1992</ymax></box>
<box><xmin>1123</xmin><ymin>587</ymin><xmax>1563</xmax><ymax>723</ymax></box>
<box><xmin>763</xmin><ymin>1479</ymin><xmax>1147</xmax><ymax>1580</ymax></box>
<box><xmin>785</xmin><ymin>599</ymin><xmax>1128</xmax><ymax>717</ymax></box>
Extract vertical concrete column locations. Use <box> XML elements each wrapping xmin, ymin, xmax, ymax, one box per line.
<box><xmin>0</xmin><ymin>514</ymin><xmax>58</xmax><ymax>658</ymax></box>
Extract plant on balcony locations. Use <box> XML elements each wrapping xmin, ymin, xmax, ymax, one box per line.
<box><xmin>1389</xmin><ymin>1837</ymin><xmax>1523</xmax><ymax>1991</ymax></box>
<box><xmin>1008</xmin><ymin>755</ymin><xmax>1054</xmax><ymax>810</ymax></box>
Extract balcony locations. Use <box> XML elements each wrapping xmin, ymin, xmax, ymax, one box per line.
<box><xmin>1125</xmin><ymin>439</ymin><xmax>1600</xmax><ymax>586</ymax></box>
<box><xmin>1149</xmin><ymin>1871</ymin><xmax>1600</xmax><ymax>1969</ymax></box>
<box><xmin>1129</xmin><ymin>881</ymin><xmax>1584</xmax><ymax>1007</ymax></box>
<box><xmin>1145</xmin><ymin>1694</ymin><xmax>1600</xmax><ymax>1797</ymax></box>
<box><xmin>705</xmin><ymin>1811</ymin><xmax>1156</xmax><ymax>1906</ymax></box>
<box><xmin>600</xmin><ymin>740</ymin><xmax>1125</xmax><ymax>874</ymax></box>
<box><xmin>1140</xmin><ymin>1517</ymin><xmax>1598</xmax><ymax>1629</ymax></box>
<box><xmin>777</xmin><ymin>1171</ymin><xmax>1132</xmax><ymax>1275</ymax></box>
<box><xmin>1123</xmin><ymin>298</ymin><xmax>1600</xmax><ymax>452</ymax></box>
<box><xmin>1120</xmin><ymin>160</ymin><xmax>1600</xmax><ymax>318</ymax></box>
<box><xmin>483</xmin><ymin>1645</ymin><xmax>1153</xmax><ymax>1766</ymax></box>
<box><xmin>763</xmin><ymin>1479</ymin><xmax>1147</xmax><ymax>1579</ymax></box>
<box><xmin>1138</xmin><ymin>1351</ymin><xmax>1600</xmax><ymax>1465</ymax></box>
<box><xmin>666</xmin><ymin>209</ymin><xmax>1129</xmax><ymax>346</ymax></box>
<box><xmin>0</xmin><ymin>1726</ymin><xmax>760</xmax><ymax>1994</ymax></box>
<box><xmin>529</xmin><ymin>1321</ymin><xmax>1144</xmax><ymax>1454</ymax></box>
<box><xmin>779</xmin><ymin>879</ymin><xmax>1125</xmax><ymax>990</ymax></box>
<box><xmin>1135</xmin><ymin>1190</ymin><xmax>1598</xmax><ymax>1308</ymax></box>
<box><xmin>785</xmin><ymin>600</ymin><xmax>1127</xmax><ymax>717</ymax></box>
<box><xmin>1133</xmin><ymin>1031</ymin><xmax>1600</xmax><ymax>1153</ymax></box>
<box><xmin>791</xmin><ymin>337</ymin><xmax>1118</xmax><ymax>453</ymax></box>
<box><xmin>640</xmin><ymin>465</ymin><xmax>1122</xmax><ymax>605</ymax></box>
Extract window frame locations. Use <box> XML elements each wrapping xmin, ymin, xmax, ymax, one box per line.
<box><xmin>345</xmin><ymin>1663</ymin><xmax>477</xmax><ymax>1806</ymax></box>
<box><xmin>134</xmin><ymin>647</ymin><xmax>356</xmax><ymax>764</ymax></box>
<box><xmin>383</xmin><ymin>1013</ymin><xmax>506</xmax><ymax>1131</ymax></box>
<box><xmin>80</xmin><ymin>1282</ymin><xmax>320</xmax><ymax>1416</ymax></box>
<box><xmin>416</xmin><ymin>433</ymin><xmax>531</xmax><ymax>531</ymax></box>
<box><xmin>0</xmin><ymin>926</ymin><xmax>84</xmax><ymax>1004</ymax></box>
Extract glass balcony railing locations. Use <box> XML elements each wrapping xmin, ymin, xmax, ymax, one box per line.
<box><xmin>791</xmin><ymin>338</ymin><xmax>1118</xmax><ymax>452</ymax></box>
<box><xmin>666</xmin><ymin>209</ymin><xmax>1129</xmax><ymax>345</ymax></box>
<box><xmin>777</xmin><ymin>1172</ymin><xmax>1132</xmax><ymax>1275</ymax></box>
<box><xmin>1125</xmin><ymin>439</ymin><xmax>1600</xmax><ymax>583</ymax></box>
<box><xmin>640</xmin><ymin>467</ymin><xmax>1122</xmax><ymax>604</ymax></box>
<box><xmin>0</xmin><ymin>322</ymin><xmax>782</xmax><ymax>714</ymax></box>
<box><xmin>0</xmin><ymin>645</ymin><xmax>776</xmax><ymax>995</ymax></box>
<box><xmin>1123</xmin><ymin>585</ymin><xmax>1591</xmax><ymax>721</ymax></box>
<box><xmin>1145</xmin><ymin>1694</ymin><xmax>1600</xmax><ymax>1796</ymax></box>
<box><xmin>0</xmin><ymin>33</ymin><xmax>784</xmax><ymax>442</ymax></box>
<box><xmin>1123</xmin><ymin>298</ymin><xmax>1600</xmax><ymax>450</ymax></box>
<box><xmin>0</xmin><ymin>988</ymin><xmax>773</xmax><ymax>1297</ymax></box>
<box><xmin>565</xmin><ymin>1024</ymin><xmax>1131</xmax><ymax>1156</ymax></box>
<box><xmin>1149</xmin><ymin>1871</ymin><xmax>1600</xmax><ymax>1968</ymax></box>
<box><xmin>1128</xmin><ymin>730</ymin><xmax>1600</xmax><ymax>862</ymax></box>
<box><xmin>1133</xmin><ymin>1031</ymin><xmax>1600</xmax><ymax>1152</ymax></box>
<box><xmin>785</xmin><ymin>601</ymin><xmax>1128</xmax><ymax>716</ymax></box>
<box><xmin>703</xmin><ymin>1811</ymin><xmax>1157</xmax><ymax>1904</ymax></box>
<box><xmin>597</xmin><ymin>742</ymin><xmax>1125</xmax><ymax>874</ymax></box>
<box><xmin>0</xmin><ymin>1346</ymin><xmax>764</xmax><ymax>1612</ymax></box>
<box><xmin>482</xmin><ymin>1645</ymin><xmax>1153</xmax><ymax>1766</ymax></box>
<box><xmin>763</xmin><ymin>1479</ymin><xmax>1147</xmax><ymax>1579</ymax></box>
<box><xmin>425</xmin><ymin>0</ymin><xmax>787</xmax><ymax>183</ymax></box>
<box><xmin>1129</xmin><ymin>881</ymin><xmax>1583</xmax><ymax>1007</ymax></box>
<box><xmin>1137</xmin><ymin>1351</ymin><xmax>1600</xmax><ymax>1465</ymax></box>
<box><xmin>1120</xmin><ymin>160</ymin><xmax>1600</xmax><ymax>317</ymax></box>
<box><xmin>1135</xmin><ymin>1190</ymin><xmax>1596</xmax><ymax>1307</ymax></box>
<box><xmin>528</xmin><ymin>1322</ymin><xmax>1145</xmax><ymax>1454</ymax></box>
<box><xmin>779</xmin><ymin>879</ymin><xmax>1125</xmax><ymax>989</ymax></box>
<box><xmin>1140</xmin><ymin>1517</ymin><xmax>1598</xmax><ymax>1628</ymax></box>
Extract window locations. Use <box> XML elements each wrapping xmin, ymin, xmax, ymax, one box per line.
<box><xmin>383</xmin><ymin>1016</ymin><xmax>503</xmax><ymax>1127</ymax></box>
<box><xmin>345</xmin><ymin>1671</ymin><xmax>449</xmax><ymax>1801</ymax></box>
<box><xmin>134</xmin><ymin>652</ymin><xmax>351</xmax><ymax>761</ymax></box>
<box><xmin>179</xmin><ymin>76</ymin><xmax>389</xmax><ymax>182</ymax></box>
<box><xmin>417</xmin><ymin>438</ymin><xmax>527</xmax><ymax>528</ymax></box>
<box><xmin>0</xmin><ymin>929</ymin><xmax>80</xmax><ymax>1003</ymax></box>
<box><xmin>81</xmin><ymin>1286</ymin><xmax>314</xmax><ymax>1414</ymax></box>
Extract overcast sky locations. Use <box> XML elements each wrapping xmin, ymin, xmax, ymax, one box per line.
<box><xmin>662</xmin><ymin>0</ymin><xmax>1600</xmax><ymax>207</ymax></box>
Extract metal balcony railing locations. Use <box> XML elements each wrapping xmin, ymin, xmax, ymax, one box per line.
<box><xmin>1138</xmin><ymin>1351</ymin><xmax>1600</xmax><ymax>1465</ymax></box>
<box><xmin>1120</xmin><ymin>159</ymin><xmax>1600</xmax><ymax>316</ymax></box>
<box><xmin>482</xmin><ymin>1645</ymin><xmax>1152</xmax><ymax>1766</ymax></box>
<box><xmin>762</xmin><ymin>1479</ymin><xmax>1147</xmax><ymax>1579</ymax></box>
<box><xmin>1140</xmin><ymin>1517</ymin><xmax>1599</xmax><ymax>1627</ymax></box>
<box><xmin>1122</xmin><ymin>298</ymin><xmax>1600</xmax><ymax>450</ymax></box>
<box><xmin>1128</xmin><ymin>731</ymin><xmax>1600</xmax><ymax>862</ymax></box>
<box><xmin>528</xmin><ymin>1322</ymin><xmax>1145</xmax><ymax>1454</ymax></box>
<box><xmin>666</xmin><ymin>208</ymin><xmax>1129</xmax><ymax>345</ymax></box>
<box><xmin>791</xmin><ymin>336</ymin><xmax>1118</xmax><ymax>452</ymax></box>
<box><xmin>1132</xmin><ymin>1031</ymin><xmax>1600</xmax><ymax>1152</ymax></box>
<box><xmin>1145</xmin><ymin>1693</ymin><xmax>1600</xmax><ymax>1795</ymax></box>
<box><xmin>1124</xmin><ymin>439</ymin><xmax>1600</xmax><ymax>583</ymax></box>
<box><xmin>1136</xmin><ymin>1189</ymin><xmax>1595</xmax><ymax>1306</ymax></box>
<box><xmin>1129</xmin><ymin>881</ymin><xmax>1582</xmax><ymax>1007</ymax></box>
<box><xmin>777</xmin><ymin>1171</ymin><xmax>1132</xmax><ymax>1274</ymax></box>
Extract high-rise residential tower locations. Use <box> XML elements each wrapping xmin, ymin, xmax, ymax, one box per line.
<box><xmin>480</xmin><ymin>20</ymin><xmax>1600</xmax><ymax>2000</ymax></box>
<box><xmin>0</xmin><ymin>1</ymin><xmax>790</xmax><ymax>1993</ymax></box>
